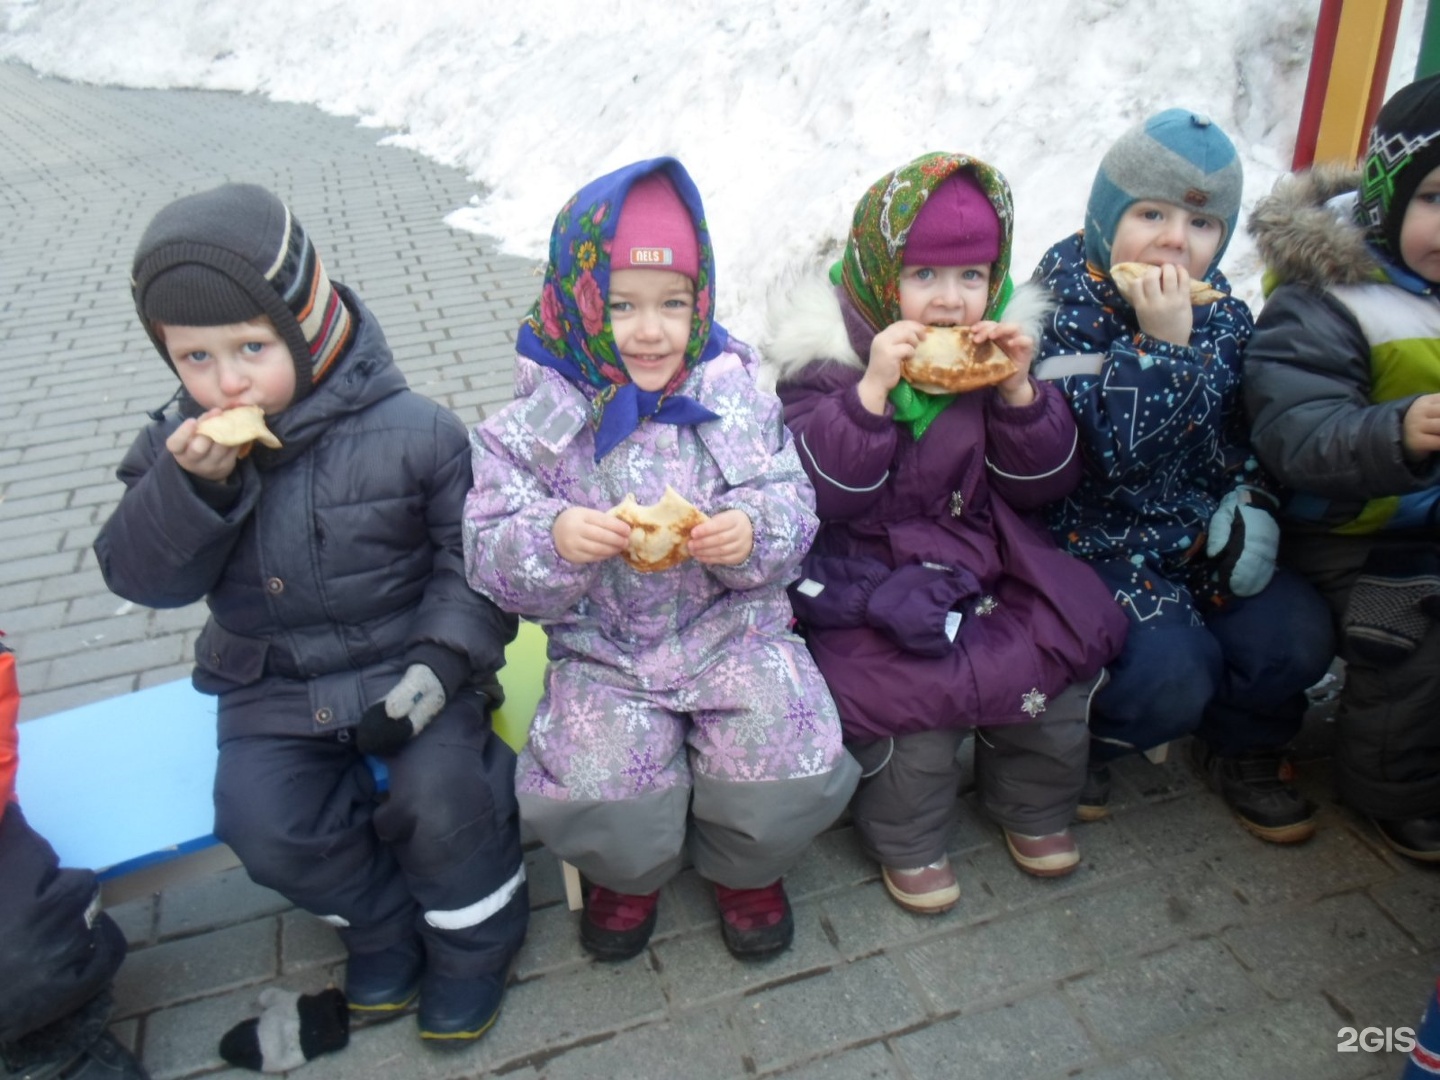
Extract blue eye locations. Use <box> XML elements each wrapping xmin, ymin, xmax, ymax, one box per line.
<box><xmin>182</xmin><ymin>350</ymin><xmax>210</xmax><ymax>364</ymax></box>
<box><xmin>609</xmin><ymin>300</ymin><xmax>632</xmax><ymax>313</ymax></box>
<box><xmin>961</xmin><ymin>268</ymin><xmax>986</xmax><ymax>281</ymax></box>
<box><xmin>910</xmin><ymin>267</ymin><xmax>935</xmax><ymax>281</ymax></box>
<box><xmin>1141</xmin><ymin>208</ymin><xmax>1164</xmax><ymax>222</ymax></box>
<box><xmin>242</xmin><ymin>341</ymin><xmax>266</xmax><ymax>355</ymax></box>
<box><xmin>1191</xmin><ymin>217</ymin><xmax>1213</xmax><ymax>230</ymax></box>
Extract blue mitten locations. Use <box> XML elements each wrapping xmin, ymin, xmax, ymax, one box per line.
<box><xmin>1206</xmin><ymin>487</ymin><xmax>1280</xmax><ymax>598</ymax></box>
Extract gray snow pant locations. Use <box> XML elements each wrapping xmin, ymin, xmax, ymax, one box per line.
<box><xmin>1284</xmin><ymin>531</ymin><xmax>1440</xmax><ymax>820</ymax></box>
<box><xmin>519</xmin><ymin>755</ymin><xmax>861</xmax><ymax>895</ymax></box>
<box><xmin>214</xmin><ymin>689</ymin><xmax>528</xmax><ymax>979</ymax></box>
<box><xmin>847</xmin><ymin>675</ymin><xmax>1101</xmax><ymax>867</ymax></box>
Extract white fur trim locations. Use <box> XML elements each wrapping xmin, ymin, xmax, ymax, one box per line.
<box><xmin>424</xmin><ymin>863</ymin><xmax>527</xmax><ymax>930</ymax></box>
<box><xmin>761</xmin><ymin>272</ymin><xmax>861</xmax><ymax>385</ymax></box>
<box><xmin>996</xmin><ymin>280</ymin><xmax>1054</xmax><ymax>345</ymax></box>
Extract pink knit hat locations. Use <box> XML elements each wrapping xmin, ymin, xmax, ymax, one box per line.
<box><xmin>902</xmin><ymin>170</ymin><xmax>1001</xmax><ymax>267</ymax></box>
<box><xmin>610</xmin><ymin>174</ymin><xmax>699</xmax><ymax>280</ymax></box>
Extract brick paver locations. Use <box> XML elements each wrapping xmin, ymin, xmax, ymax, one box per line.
<box><xmin>0</xmin><ymin>61</ymin><xmax>1433</xmax><ymax>1080</ymax></box>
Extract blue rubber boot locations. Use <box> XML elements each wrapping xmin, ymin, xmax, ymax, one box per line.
<box><xmin>417</xmin><ymin>971</ymin><xmax>504</xmax><ymax>1044</ymax></box>
<box><xmin>344</xmin><ymin>936</ymin><xmax>424</xmax><ymax>1020</ymax></box>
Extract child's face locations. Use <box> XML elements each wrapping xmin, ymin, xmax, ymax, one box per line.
<box><xmin>608</xmin><ymin>269</ymin><xmax>694</xmax><ymax>392</ymax></box>
<box><xmin>160</xmin><ymin>317</ymin><xmax>297</xmax><ymax>416</ymax></box>
<box><xmin>897</xmin><ymin>265</ymin><xmax>991</xmax><ymax>326</ymax></box>
<box><xmin>1400</xmin><ymin>164</ymin><xmax>1440</xmax><ymax>283</ymax></box>
<box><xmin>1109</xmin><ymin>201</ymin><xmax>1223</xmax><ymax>280</ymax></box>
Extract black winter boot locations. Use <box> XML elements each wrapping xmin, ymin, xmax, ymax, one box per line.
<box><xmin>1191</xmin><ymin>742</ymin><xmax>1316</xmax><ymax>844</ymax></box>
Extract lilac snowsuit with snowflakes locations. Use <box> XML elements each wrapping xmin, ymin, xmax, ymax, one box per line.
<box><xmin>464</xmin><ymin>349</ymin><xmax>859</xmax><ymax>894</ymax></box>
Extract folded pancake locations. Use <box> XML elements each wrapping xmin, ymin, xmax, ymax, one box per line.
<box><xmin>195</xmin><ymin>405</ymin><xmax>282</xmax><ymax>457</ymax></box>
<box><xmin>901</xmin><ymin>326</ymin><xmax>1018</xmax><ymax>395</ymax></box>
<box><xmin>1109</xmin><ymin>261</ymin><xmax>1226</xmax><ymax>304</ymax></box>
<box><xmin>606</xmin><ymin>486</ymin><xmax>709</xmax><ymax>572</ymax></box>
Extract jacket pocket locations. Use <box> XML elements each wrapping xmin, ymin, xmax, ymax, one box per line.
<box><xmin>193</xmin><ymin>620</ymin><xmax>270</xmax><ymax>691</ymax></box>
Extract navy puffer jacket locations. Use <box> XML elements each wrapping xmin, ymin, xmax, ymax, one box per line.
<box><xmin>95</xmin><ymin>287</ymin><xmax>516</xmax><ymax>741</ymax></box>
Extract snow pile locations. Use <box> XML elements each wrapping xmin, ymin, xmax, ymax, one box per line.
<box><xmin>1</xmin><ymin>0</ymin><xmax>1423</xmax><ymax>338</ymax></box>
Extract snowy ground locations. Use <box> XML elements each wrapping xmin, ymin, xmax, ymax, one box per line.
<box><xmin>0</xmin><ymin>0</ymin><xmax>1425</xmax><ymax>340</ymax></box>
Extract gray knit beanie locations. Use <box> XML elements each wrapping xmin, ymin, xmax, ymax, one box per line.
<box><xmin>131</xmin><ymin>183</ymin><xmax>353</xmax><ymax>401</ymax></box>
<box><xmin>1084</xmin><ymin>109</ymin><xmax>1243</xmax><ymax>274</ymax></box>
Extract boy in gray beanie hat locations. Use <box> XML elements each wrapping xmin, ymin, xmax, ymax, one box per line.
<box><xmin>95</xmin><ymin>183</ymin><xmax>528</xmax><ymax>1045</ymax></box>
<box><xmin>1028</xmin><ymin>110</ymin><xmax>1334</xmax><ymax>847</ymax></box>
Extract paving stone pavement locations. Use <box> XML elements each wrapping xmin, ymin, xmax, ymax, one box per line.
<box><xmin>0</xmin><ymin>60</ymin><xmax>1435</xmax><ymax>1080</ymax></box>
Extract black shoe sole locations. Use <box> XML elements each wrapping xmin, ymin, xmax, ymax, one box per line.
<box><xmin>579</xmin><ymin>907</ymin><xmax>657</xmax><ymax>962</ymax></box>
<box><xmin>720</xmin><ymin>909</ymin><xmax>794</xmax><ymax>961</ymax></box>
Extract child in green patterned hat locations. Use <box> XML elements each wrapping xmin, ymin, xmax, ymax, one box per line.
<box><xmin>761</xmin><ymin>152</ymin><xmax>1128</xmax><ymax>912</ymax></box>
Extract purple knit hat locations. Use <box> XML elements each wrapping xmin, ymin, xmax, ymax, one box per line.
<box><xmin>902</xmin><ymin>171</ymin><xmax>1002</xmax><ymax>267</ymax></box>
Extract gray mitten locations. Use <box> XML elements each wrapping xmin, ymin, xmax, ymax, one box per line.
<box><xmin>355</xmin><ymin>664</ymin><xmax>445</xmax><ymax>756</ymax></box>
<box><xmin>218</xmin><ymin>987</ymin><xmax>349</xmax><ymax>1073</ymax></box>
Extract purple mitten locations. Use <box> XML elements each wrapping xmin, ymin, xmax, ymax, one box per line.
<box><xmin>866</xmin><ymin>563</ymin><xmax>982</xmax><ymax>658</ymax></box>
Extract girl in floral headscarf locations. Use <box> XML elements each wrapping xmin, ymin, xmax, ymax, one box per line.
<box><xmin>463</xmin><ymin>159</ymin><xmax>858</xmax><ymax>964</ymax></box>
<box><xmin>761</xmin><ymin>152</ymin><xmax>1127</xmax><ymax>914</ymax></box>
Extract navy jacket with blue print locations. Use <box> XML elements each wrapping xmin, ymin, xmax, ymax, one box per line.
<box><xmin>1030</xmin><ymin>231</ymin><xmax>1266</xmax><ymax>573</ymax></box>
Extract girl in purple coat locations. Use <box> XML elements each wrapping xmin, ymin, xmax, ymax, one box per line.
<box><xmin>464</xmin><ymin>159</ymin><xmax>858</xmax><ymax>963</ymax></box>
<box><xmin>762</xmin><ymin>153</ymin><xmax>1127</xmax><ymax>913</ymax></box>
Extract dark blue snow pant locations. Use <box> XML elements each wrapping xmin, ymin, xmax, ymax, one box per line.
<box><xmin>1087</xmin><ymin>560</ymin><xmax>1335</xmax><ymax>763</ymax></box>
<box><xmin>214</xmin><ymin>688</ymin><xmax>528</xmax><ymax>979</ymax></box>
<box><xmin>0</xmin><ymin>805</ymin><xmax>126</xmax><ymax>1044</ymax></box>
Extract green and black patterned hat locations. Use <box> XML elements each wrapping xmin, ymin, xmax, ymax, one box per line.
<box><xmin>1356</xmin><ymin>73</ymin><xmax>1440</xmax><ymax>258</ymax></box>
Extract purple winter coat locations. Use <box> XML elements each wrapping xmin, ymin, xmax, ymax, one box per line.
<box><xmin>762</xmin><ymin>278</ymin><xmax>1128</xmax><ymax>740</ymax></box>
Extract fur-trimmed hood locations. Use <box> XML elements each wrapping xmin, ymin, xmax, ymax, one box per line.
<box><xmin>759</xmin><ymin>272</ymin><xmax>1052</xmax><ymax>388</ymax></box>
<box><xmin>1247</xmin><ymin>164</ymin><xmax>1382</xmax><ymax>291</ymax></box>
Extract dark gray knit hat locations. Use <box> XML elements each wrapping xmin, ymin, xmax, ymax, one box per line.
<box><xmin>131</xmin><ymin>183</ymin><xmax>353</xmax><ymax>400</ymax></box>
<box><xmin>1084</xmin><ymin>109</ymin><xmax>1243</xmax><ymax>274</ymax></box>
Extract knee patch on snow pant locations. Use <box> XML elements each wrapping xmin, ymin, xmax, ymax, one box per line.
<box><xmin>519</xmin><ymin>784</ymin><xmax>691</xmax><ymax>895</ymax></box>
<box><xmin>849</xmin><ymin>729</ymin><xmax>967</xmax><ymax>866</ymax></box>
<box><xmin>975</xmin><ymin>675</ymin><xmax>1098</xmax><ymax>833</ymax></box>
<box><xmin>689</xmin><ymin>751</ymin><xmax>859</xmax><ymax>888</ymax></box>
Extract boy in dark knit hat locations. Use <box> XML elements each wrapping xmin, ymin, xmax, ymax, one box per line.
<box><xmin>94</xmin><ymin>183</ymin><xmax>527</xmax><ymax>1043</ymax></box>
<box><xmin>1029</xmin><ymin>110</ymin><xmax>1334</xmax><ymax>843</ymax></box>
<box><xmin>1246</xmin><ymin>74</ymin><xmax>1440</xmax><ymax>861</ymax></box>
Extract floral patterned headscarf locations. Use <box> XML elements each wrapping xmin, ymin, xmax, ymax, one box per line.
<box><xmin>841</xmin><ymin>152</ymin><xmax>1014</xmax><ymax>331</ymax></box>
<box><xmin>517</xmin><ymin>157</ymin><xmax>728</xmax><ymax>460</ymax></box>
<box><xmin>840</xmin><ymin>152</ymin><xmax>1015</xmax><ymax>439</ymax></box>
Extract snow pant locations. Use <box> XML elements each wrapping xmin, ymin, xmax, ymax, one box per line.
<box><xmin>213</xmin><ymin>688</ymin><xmax>527</xmax><ymax>979</ymax></box>
<box><xmin>0</xmin><ymin>805</ymin><xmax>127</xmax><ymax>1045</ymax></box>
<box><xmin>1284</xmin><ymin>531</ymin><xmax>1440</xmax><ymax>819</ymax></box>
<box><xmin>846</xmin><ymin>674</ymin><xmax>1102</xmax><ymax>867</ymax></box>
<box><xmin>1086</xmin><ymin>559</ymin><xmax>1335</xmax><ymax>762</ymax></box>
<box><xmin>516</xmin><ymin>640</ymin><xmax>860</xmax><ymax>896</ymax></box>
